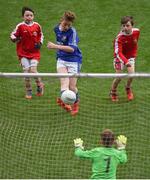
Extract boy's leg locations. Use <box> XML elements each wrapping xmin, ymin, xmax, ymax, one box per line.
<box><xmin>57</xmin><ymin>67</ymin><xmax>70</xmax><ymax>92</ymax></box>
<box><xmin>56</xmin><ymin>62</ymin><xmax>72</xmax><ymax>111</ymax></box>
<box><xmin>24</xmin><ymin>76</ymin><xmax>32</xmax><ymax>99</ymax></box>
<box><xmin>126</xmin><ymin>59</ymin><xmax>135</xmax><ymax>100</ymax></box>
<box><xmin>69</xmin><ymin>77</ymin><xmax>80</xmax><ymax>116</ymax></box>
<box><xmin>110</xmin><ymin>59</ymin><xmax>123</xmax><ymax>102</ymax></box>
<box><xmin>21</xmin><ymin>58</ymin><xmax>32</xmax><ymax>99</ymax></box>
<box><xmin>110</xmin><ymin>71</ymin><xmax>122</xmax><ymax>102</ymax></box>
<box><xmin>30</xmin><ymin>60</ymin><xmax>44</xmax><ymax>96</ymax></box>
<box><xmin>110</xmin><ymin>78</ymin><xmax>121</xmax><ymax>102</ymax></box>
<box><xmin>68</xmin><ymin>62</ymin><xmax>81</xmax><ymax>115</ymax></box>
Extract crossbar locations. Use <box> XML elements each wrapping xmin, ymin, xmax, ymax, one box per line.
<box><xmin>0</xmin><ymin>72</ymin><xmax>150</xmax><ymax>78</ymax></box>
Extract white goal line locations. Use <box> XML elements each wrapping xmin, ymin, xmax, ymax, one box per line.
<box><xmin>0</xmin><ymin>72</ymin><xmax>150</xmax><ymax>78</ymax></box>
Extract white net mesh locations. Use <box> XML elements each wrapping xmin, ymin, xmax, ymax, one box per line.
<box><xmin>0</xmin><ymin>73</ymin><xmax>150</xmax><ymax>179</ymax></box>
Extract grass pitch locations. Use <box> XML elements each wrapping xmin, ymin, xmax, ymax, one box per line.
<box><xmin>0</xmin><ymin>0</ymin><xmax>150</xmax><ymax>179</ymax></box>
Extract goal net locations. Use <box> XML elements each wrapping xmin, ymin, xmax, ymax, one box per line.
<box><xmin>0</xmin><ymin>73</ymin><xmax>150</xmax><ymax>179</ymax></box>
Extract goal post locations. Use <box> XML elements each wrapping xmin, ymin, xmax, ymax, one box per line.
<box><xmin>0</xmin><ymin>73</ymin><xmax>150</xmax><ymax>179</ymax></box>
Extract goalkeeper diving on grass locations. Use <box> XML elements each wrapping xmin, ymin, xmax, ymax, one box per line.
<box><xmin>74</xmin><ymin>129</ymin><xmax>127</xmax><ymax>179</ymax></box>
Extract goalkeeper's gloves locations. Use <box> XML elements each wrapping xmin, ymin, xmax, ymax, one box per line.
<box><xmin>35</xmin><ymin>42</ymin><xmax>42</xmax><ymax>49</ymax></box>
<box><xmin>74</xmin><ymin>138</ymin><xmax>84</xmax><ymax>149</ymax></box>
<box><xmin>116</xmin><ymin>135</ymin><xmax>127</xmax><ymax>150</ymax></box>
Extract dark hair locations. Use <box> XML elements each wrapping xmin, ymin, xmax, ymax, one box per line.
<box><xmin>61</xmin><ymin>11</ymin><xmax>76</xmax><ymax>22</ymax></box>
<box><xmin>121</xmin><ymin>16</ymin><xmax>134</xmax><ymax>26</ymax></box>
<box><xmin>22</xmin><ymin>6</ymin><xmax>34</xmax><ymax>16</ymax></box>
<box><xmin>101</xmin><ymin>129</ymin><xmax>115</xmax><ymax>147</ymax></box>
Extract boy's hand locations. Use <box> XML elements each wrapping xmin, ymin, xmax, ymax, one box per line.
<box><xmin>10</xmin><ymin>34</ymin><xmax>21</xmax><ymax>43</ymax></box>
<box><xmin>10</xmin><ymin>34</ymin><xmax>17</xmax><ymax>42</ymax></box>
<box><xmin>116</xmin><ymin>135</ymin><xmax>127</xmax><ymax>150</ymax></box>
<box><xmin>74</xmin><ymin>138</ymin><xmax>84</xmax><ymax>149</ymax></box>
<box><xmin>47</xmin><ymin>41</ymin><xmax>57</xmax><ymax>49</ymax></box>
<box><xmin>35</xmin><ymin>42</ymin><xmax>42</xmax><ymax>49</ymax></box>
<box><xmin>125</xmin><ymin>62</ymin><xmax>131</xmax><ymax>68</ymax></box>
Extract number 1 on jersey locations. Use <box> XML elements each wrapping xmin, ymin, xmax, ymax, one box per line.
<box><xmin>104</xmin><ymin>156</ymin><xmax>111</xmax><ymax>173</ymax></box>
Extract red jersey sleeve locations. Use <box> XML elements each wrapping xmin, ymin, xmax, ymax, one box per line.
<box><xmin>38</xmin><ymin>25</ymin><xmax>44</xmax><ymax>44</ymax></box>
<box><xmin>32</xmin><ymin>23</ymin><xmax>44</xmax><ymax>45</ymax></box>
<box><xmin>114</xmin><ymin>35</ymin><xmax>128</xmax><ymax>64</ymax></box>
<box><xmin>11</xmin><ymin>23</ymin><xmax>21</xmax><ymax>38</ymax></box>
<box><xmin>10</xmin><ymin>23</ymin><xmax>22</xmax><ymax>42</ymax></box>
<box><xmin>137</xmin><ymin>29</ymin><xmax>140</xmax><ymax>40</ymax></box>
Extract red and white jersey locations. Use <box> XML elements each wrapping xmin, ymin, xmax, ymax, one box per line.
<box><xmin>114</xmin><ymin>28</ymin><xmax>140</xmax><ymax>64</ymax></box>
<box><xmin>11</xmin><ymin>21</ymin><xmax>44</xmax><ymax>60</ymax></box>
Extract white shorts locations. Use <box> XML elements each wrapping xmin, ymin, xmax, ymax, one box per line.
<box><xmin>113</xmin><ymin>57</ymin><xmax>135</xmax><ymax>70</ymax></box>
<box><xmin>57</xmin><ymin>58</ymin><xmax>81</xmax><ymax>73</ymax></box>
<box><xmin>21</xmin><ymin>57</ymin><xmax>39</xmax><ymax>70</ymax></box>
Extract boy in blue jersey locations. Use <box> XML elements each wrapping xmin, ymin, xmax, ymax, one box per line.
<box><xmin>74</xmin><ymin>129</ymin><xmax>127</xmax><ymax>179</ymax></box>
<box><xmin>47</xmin><ymin>11</ymin><xmax>82</xmax><ymax>116</ymax></box>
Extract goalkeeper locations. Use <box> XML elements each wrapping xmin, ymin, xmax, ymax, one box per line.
<box><xmin>74</xmin><ymin>129</ymin><xmax>127</xmax><ymax>179</ymax></box>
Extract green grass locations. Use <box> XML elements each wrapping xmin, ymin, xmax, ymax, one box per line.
<box><xmin>1</xmin><ymin>0</ymin><xmax>150</xmax><ymax>179</ymax></box>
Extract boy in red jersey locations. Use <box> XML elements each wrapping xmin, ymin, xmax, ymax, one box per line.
<box><xmin>10</xmin><ymin>7</ymin><xmax>44</xmax><ymax>99</ymax></box>
<box><xmin>110</xmin><ymin>16</ymin><xmax>140</xmax><ymax>102</ymax></box>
